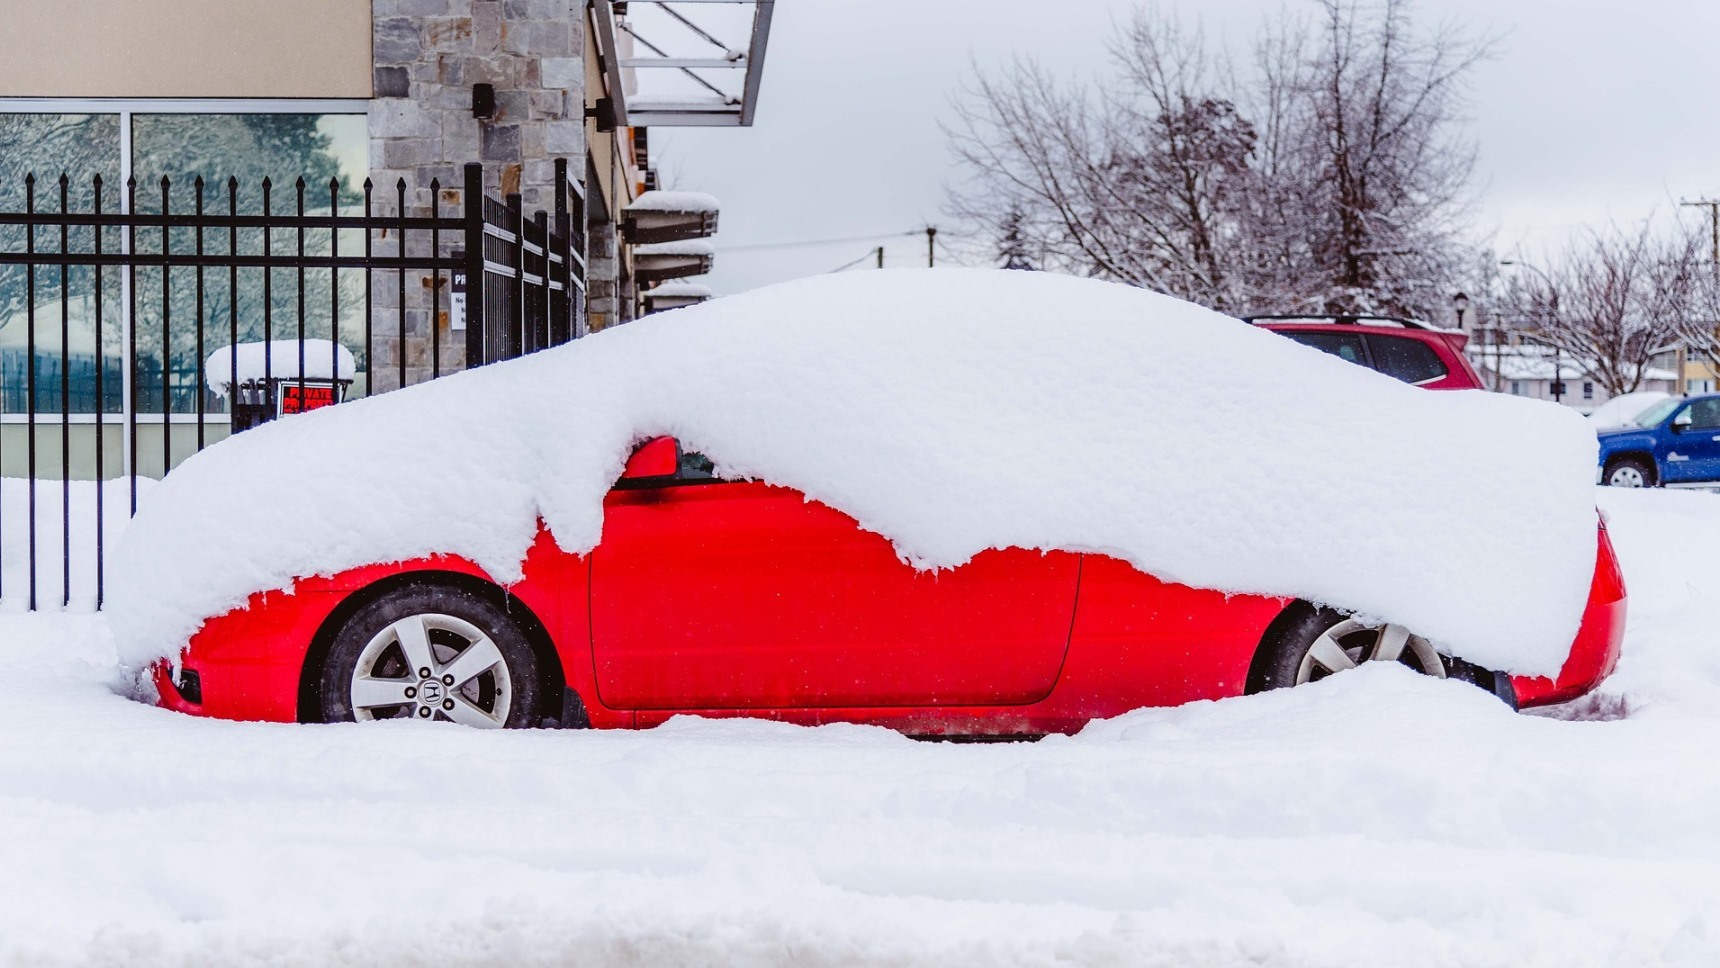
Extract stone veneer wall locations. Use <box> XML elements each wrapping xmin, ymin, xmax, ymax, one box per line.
<box><xmin>367</xmin><ymin>0</ymin><xmax>591</xmax><ymax>388</ymax></box>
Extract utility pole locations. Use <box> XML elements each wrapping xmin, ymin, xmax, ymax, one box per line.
<box><xmin>1683</xmin><ymin>198</ymin><xmax>1720</xmax><ymax>268</ymax></box>
<box><xmin>926</xmin><ymin>225</ymin><xmax>937</xmax><ymax>268</ymax></box>
<box><xmin>875</xmin><ymin>245</ymin><xmax>884</xmax><ymax>269</ymax></box>
<box><xmin>1680</xmin><ymin>198</ymin><xmax>1720</xmax><ymax>397</ymax></box>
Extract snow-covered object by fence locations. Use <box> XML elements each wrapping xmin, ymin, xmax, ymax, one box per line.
<box><xmin>203</xmin><ymin>340</ymin><xmax>357</xmax><ymax>397</ymax></box>
<box><xmin>110</xmin><ymin>269</ymin><xmax>1600</xmax><ymax>677</ymax></box>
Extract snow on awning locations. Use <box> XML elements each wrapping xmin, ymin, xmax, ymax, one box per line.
<box><xmin>592</xmin><ymin>0</ymin><xmax>774</xmax><ymax>127</ymax></box>
<box><xmin>625</xmin><ymin>190</ymin><xmax>720</xmax><ymax>245</ymax></box>
<box><xmin>643</xmin><ymin>280</ymin><xmax>714</xmax><ymax>313</ymax></box>
<box><xmin>633</xmin><ymin>239</ymin><xmax>714</xmax><ymax>284</ymax></box>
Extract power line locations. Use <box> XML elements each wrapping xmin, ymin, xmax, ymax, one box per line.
<box><xmin>826</xmin><ymin>249</ymin><xmax>881</xmax><ymax>274</ymax></box>
<box><xmin>715</xmin><ymin>229</ymin><xmax>924</xmax><ymax>253</ymax></box>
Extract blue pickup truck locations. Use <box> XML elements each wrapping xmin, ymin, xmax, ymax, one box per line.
<box><xmin>1598</xmin><ymin>393</ymin><xmax>1720</xmax><ymax>487</ymax></box>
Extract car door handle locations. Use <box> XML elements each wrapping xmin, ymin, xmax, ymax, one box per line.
<box><xmin>1711</xmin><ymin>435</ymin><xmax>1720</xmax><ymax>442</ymax></box>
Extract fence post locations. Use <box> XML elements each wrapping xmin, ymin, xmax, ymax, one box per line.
<box><xmin>508</xmin><ymin>193</ymin><xmax>525</xmax><ymax>361</ymax></box>
<box><xmin>553</xmin><ymin>158</ymin><xmax>570</xmax><ymax>347</ymax></box>
<box><xmin>462</xmin><ymin>163</ymin><xmax>486</xmax><ymax>369</ymax></box>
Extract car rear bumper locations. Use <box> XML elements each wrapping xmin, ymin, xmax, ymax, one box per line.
<box><xmin>1509</xmin><ymin>524</ymin><xmax>1627</xmax><ymax>708</ymax></box>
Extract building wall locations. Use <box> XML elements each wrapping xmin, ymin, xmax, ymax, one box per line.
<box><xmin>0</xmin><ymin>0</ymin><xmax>372</xmax><ymax>98</ymax></box>
<box><xmin>368</xmin><ymin>0</ymin><xmax>593</xmax><ymax>385</ymax></box>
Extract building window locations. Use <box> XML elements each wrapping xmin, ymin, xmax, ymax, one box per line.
<box><xmin>1509</xmin><ymin>381</ymin><xmax>1524</xmax><ymax>396</ymax></box>
<box><xmin>0</xmin><ymin>100</ymin><xmax>366</xmax><ymax>414</ymax></box>
<box><xmin>1583</xmin><ymin>381</ymin><xmax>1594</xmax><ymax>400</ymax></box>
<box><xmin>0</xmin><ymin>114</ymin><xmax>121</xmax><ymax>414</ymax></box>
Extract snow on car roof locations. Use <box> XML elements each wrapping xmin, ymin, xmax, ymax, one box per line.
<box><xmin>109</xmin><ymin>269</ymin><xmax>1599</xmax><ymax>678</ymax></box>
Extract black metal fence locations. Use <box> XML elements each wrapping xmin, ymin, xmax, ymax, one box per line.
<box><xmin>467</xmin><ymin>157</ymin><xmax>587</xmax><ymax>366</ymax></box>
<box><xmin>0</xmin><ymin>161</ymin><xmax>586</xmax><ymax>610</ymax></box>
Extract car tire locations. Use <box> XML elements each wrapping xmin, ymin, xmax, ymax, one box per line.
<box><xmin>1603</xmin><ymin>457</ymin><xmax>1654</xmax><ymax>488</ymax></box>
<box><xmin>1247</xmin><ymin>603</ymin><xmax>1448</xmax><ymax>693</ymax></box>
<box><xmin>319</xmin><ymin>584</ymin><xmax>541</xmax><ymax>728</ymax></box>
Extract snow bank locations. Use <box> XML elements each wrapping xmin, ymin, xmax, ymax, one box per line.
<box><xmin>203</xmin><ymin>339</ymin><xmax>356</xmax><ymax>397</ymax></box>
<box><xmin>109</xmin><ymin>269</ymin><xmax>1599</xmax><ymax>676</ymax></box>
<box><xmin>626</xmin><ymin>189</ymin><xmax>720</xmax><ymax>214</ymax></box>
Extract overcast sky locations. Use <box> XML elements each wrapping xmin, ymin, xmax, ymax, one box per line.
<box><xmin>656</xmin><ymin>0</ymin><xmax>1720</xmax><ymax>298</ymax></box>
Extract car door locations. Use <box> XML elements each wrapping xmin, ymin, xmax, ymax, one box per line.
<box><xmin>1660</xmin><ymin>398</ymin><xmax>1720</xmax><ymax>482</ymax></box>
<box><xmin>588</xmin><ymin>449</ymin><xmax>1080</xmax><ymax>711</ymax></box>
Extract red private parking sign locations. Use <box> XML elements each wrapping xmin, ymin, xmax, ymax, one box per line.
<box><xmin>278</xmin><ymin>381</ymin><xmax>338</xmax><ymax>415</ymax></box>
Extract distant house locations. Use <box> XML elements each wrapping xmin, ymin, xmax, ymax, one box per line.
<box><xmin>1470</xmin><ymin>345</ymin><xmax>1676</xmax><ymax>414</ymax></box>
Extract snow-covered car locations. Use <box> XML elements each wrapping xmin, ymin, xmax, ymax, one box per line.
<box><xmin>111</xmin><ymin>270</ymin><xmax>1625</xmax><ymax>733</ymax></box>
<box><xmin>1587</xmin><ymin>390</ymin><xmax>1672</xmax><ymax>432</ymax></box>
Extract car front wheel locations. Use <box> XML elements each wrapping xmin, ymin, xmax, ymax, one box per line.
<box><xmin>1249</xmin><ymin>604</ymin><xmax>1448</xmax><ymax>693</ymax></box>
<box><xmin>1603</xmin><ymin>457</ymin><xmax>1653</xmax><ymax>488</ymax></box>
<box><xmin>319</xmin><ymin>585</ymin><xmax>541</xmax><ymax>728</ymax></box>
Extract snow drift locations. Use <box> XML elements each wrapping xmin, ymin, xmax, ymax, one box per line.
<box><xmin>109</xmin><ymin>269</ymin><xmax>1600</xmax><ymax>677</ymax></box>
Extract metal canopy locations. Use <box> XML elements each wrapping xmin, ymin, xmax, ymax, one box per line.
<box><xmin>633</xmin><ymin>248</ymin><xmax>716</xmax><ymax>283</ymax></box>
<box><xmin>591</xmin><ymin>0</ymin><xmax>774</xmax><ymax>127</ymax></box>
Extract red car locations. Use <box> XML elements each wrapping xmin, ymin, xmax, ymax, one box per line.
<box><xmin>153</xmin><ymin>435</ymin><xmax>1626</xmax><ymax>734</ymax></box>
<box><xmin>1249</xmin><ymin>315</ymin><xmax>1486</xmax><ymax>390</ymax></box>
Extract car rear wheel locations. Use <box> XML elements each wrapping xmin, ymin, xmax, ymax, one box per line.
<box><xmin>319</xmin><ymin>585</ymin><xmax>540</xmax><ymax>728</ymax></box>
<box><xmin>1603</xmin><ymin>457</ymin><xmax>1653</xmax><ymax>488</ymax></box>
<box><xmin>1249</xmin><ymin>604</ymin><xmax>1447</xmax><ymax>693</ymax></box>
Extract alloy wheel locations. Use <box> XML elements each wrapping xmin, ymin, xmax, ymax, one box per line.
<box><xmin>1293</xmin><ymin>618</ymin><xmax>1448</xmax><ymax>685</ymax></box>
<box><xmin>348</xmin><ymin>612</ymin><xmax>514</xmax><ymax>727</ymax></box>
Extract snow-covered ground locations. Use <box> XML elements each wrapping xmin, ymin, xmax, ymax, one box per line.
<box><xmin>3</xmin><ymin>486</ymin><xmax>1719</xmax><ymax>966</ymax></box>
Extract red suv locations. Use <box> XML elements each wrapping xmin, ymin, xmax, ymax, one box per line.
<box><xmin>1248</xmin><ymin>315</ymin><xmax>1485</xmax><ymax>390</ymax></box>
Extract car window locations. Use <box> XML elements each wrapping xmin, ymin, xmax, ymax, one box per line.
<box><xmin>1280</xmin><ymin>331</ymin><xmax>1367</xmax><ymax>366</ymax></box>
<box><xmin>1686</xmin><ymin>398</ymin><xmax>1720</xmax><ymax>430</ymax></box>
<box><xmin>1367</xmin><ymin>335</ymin><xmax>1449</xmax><ymax>385</ymax></box>
<box><xmin>678</xmin><ymin>450</ymin><xmax>722</xmax><ymax>481</ymax></box>
<box><xmin>1634</xmin><ymin>398</ymin><xmax>1684</xmax><ymax>427</ymax></box>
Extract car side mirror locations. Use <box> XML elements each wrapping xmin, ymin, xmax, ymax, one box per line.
<box><xmin>1673</xmin><ymin>412</ymin><xmax>1693</xmax><ymax>432</ymax></box>
<box><xmin>620</xmin><ymin>436</ymin><xmax>680</xmax><ymax>483</ymax></box>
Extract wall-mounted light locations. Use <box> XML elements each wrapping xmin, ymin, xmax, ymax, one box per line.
<box><xmin>585</xmin><ymin>97</ymin><xmax>617</xmax><ymax>133</ymax></box>
<box><xmin>472</xmin><ymin>83</ymin><xmax>496</xmax><ymax>120</ymax></box>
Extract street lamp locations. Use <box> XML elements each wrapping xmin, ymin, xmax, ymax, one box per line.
<box><xmin>1500</xmin><ymin>260</ymin><xmax>1566</xmax><ymax>404</ymax></box>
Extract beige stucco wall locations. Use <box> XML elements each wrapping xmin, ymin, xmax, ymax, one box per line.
<box><xmin>0</xmin><ymin>0</ymin><xmax>371</xmax><ymax>98</ymax></box>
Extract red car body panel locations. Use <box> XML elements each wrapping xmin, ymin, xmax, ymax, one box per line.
<box><xmin>154</xmin><ymin>475</ymin><xmax>1627</xmax><ymax>732</ymax></box>
<box><xmin>593</xmin><ymin>482</ymin><xmax>1079</xmax><ymax>710</ymax></box>
<box><xmin>1509</xmin><ymin>524</ymin><xmax>1627</xmax><ymax>707</ymax></box>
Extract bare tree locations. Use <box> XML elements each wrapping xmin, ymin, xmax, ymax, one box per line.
<box><xmin>945</xmin><ymin>0</ymin><xmax>1491</xmax><ymax>321</ymax></box>
<box><xmin>1505</xmin><ymin>223</ymin><xmax>1695</xmax><ymax>396</ymax></box>
<box><xmin>944</xmin><ymin>9</ymin><xmax>1257</xmax><ymax>310</ymax></box>
<box><xmin>1250</xmin><ymin>0</ymin><xmax>1489</xmax><ymax>319</ymax></box>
